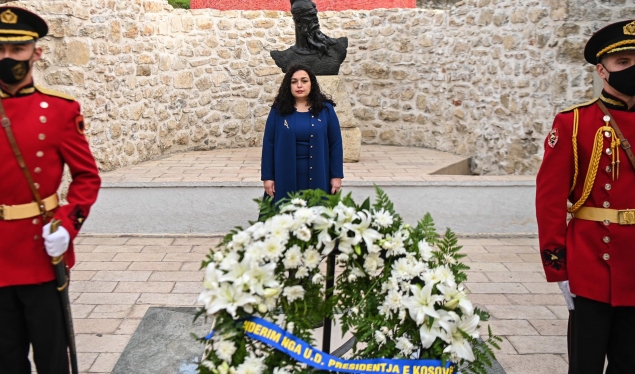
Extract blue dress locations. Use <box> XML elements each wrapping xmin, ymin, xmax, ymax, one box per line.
<box><xmin>294</xmin><ymin>111</ymin><xmax>312</xmax><ymax>191</ymax></box>
<box><xmin>261</xmin><ymin>103</ymin><xmax>344</xmax><ymax>204</ymax></box>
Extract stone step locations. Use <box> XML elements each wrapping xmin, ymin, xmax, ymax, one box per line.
<box><xmin>84</xmin><ymin>146</ymin><xmax>537</xmax><ymax>236</ymax></box>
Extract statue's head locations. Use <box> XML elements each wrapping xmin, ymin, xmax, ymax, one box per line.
<box><xmin>290</xmin><ymin>0</ymin><xmax>335</xmax><ymax>55</ymax></box>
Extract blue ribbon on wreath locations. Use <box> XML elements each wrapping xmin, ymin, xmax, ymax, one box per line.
<box><xmin>207</xmin><ymin>317</ymin><xmax>456</xmax><ymax>374</ymax></box>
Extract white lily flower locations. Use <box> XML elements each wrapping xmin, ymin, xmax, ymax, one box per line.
<box><xmin>441</xmin><ymin>312</ymin><xmax>481</xmax><ymax>362</ymax></box>
<box><xmin>402</xmin><ymin>283</ymin><xmax>444</xmax><ymax>324</ymax></box>
<box><xmin>203</xmin><ymin>263</ymin><xmax>222</xmax><ymax>290</ymax></box>
<box><xmin>334</xmin><ymin>202</ymin><xmax>357</xmax><ymax>225</ymax></box>
<box><xmin>247</xmin><ymin>262</ymin><xmax>278</xmax><ymax>296</ymax></box>
<box><xmin>319</xmin><ymin>231</ymin><xmax>337</xmax><ymax>255</ymax></box>
<box><xmin>419</xmin><ymin>310</ymin><xmax>452</xmax><ymax>348</ymax></box>
<box><xmin>206</xmin><ymin>283</ymin><xmax>257</xmax><ymax>317</ymax></box>
<box><xmin>351</xmin><ymin>210</ymin><xmax>383</xmax><ymax>249</ymax></box>
<box><xmin>337</xmin><ymin>231</ymin><xmax>360</xmax><ymax>254</ymax></box>
<box><xmin>437</xmin><ymin>283</ymin><xmax>474</xmax><ymax>315</ymax></box>
<box><xmin>219</xmin><ymin>251</ymin><xmax>240</xmax><ymax>271</ymax></box>
<box><xmin>219</xmin><ymin>257</ymin><xmax>251</xmax><ymax>287</ymax></box>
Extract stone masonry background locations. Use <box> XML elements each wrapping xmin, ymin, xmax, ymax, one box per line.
<box><xmin>13</xmin><ymin>0</ymin><xmax>635</xmax><ymax>174</ymax></box>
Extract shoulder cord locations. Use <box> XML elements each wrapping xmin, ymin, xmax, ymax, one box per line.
<box><xmin>567</xmin><ymin>109</ymin><xmax>619</xmax><ymax>213</ymax></box>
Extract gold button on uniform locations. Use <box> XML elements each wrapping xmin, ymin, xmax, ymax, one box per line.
<box><xmin>606</xmin><ymin>148</ymin><xmax>612</xmax><ymax>156</ymax></box>
<box><xmin>32</xmin><ymin>218</ymin><xmax>39</xmax><ymax>225</ymax></box>
<box><xmin>603</xmin><ymin>201</ymin><xmax>610</xmax><ymax>208</ymax></box>
<box><xmin>34</xmin><ymin>235</ymin><xmax>40</xmax><ymax>240</ymax></box>
<box><xmin>604</xmin><ymin>115</ymin><xmax>611</xmax><ymax>122</ymax></box>
<box><xmin>605</xmin><ymin>131</ymin><xmax>611</xmax><ymax>138</ymax></box>
<box><xmin>605</xmin><ymin>183</ymin><xmax>612</xmax><ymax>191</ymax></box>
<box><xmin>40</xmin><ymin>102</ymin><xmax>49</xmax><ymax>109</ymax></box>
<box><xmin>603</xmin><ymin>253</ymin><xmax>611</xmax><ymax>261</ymax></box>
<box><xmin>39</xmin><ymin>116</ymin><xmax>46</xmax><ymax>123</ymax></box>
<box><xmin>38</xmin><ymin>134</ymin><xmax>46</xmax><ymax>140</ymax></box>
<box><xmin>36</xmin><ymin>151</ymin><xmax>43</xmax><ymax>157</ymax></box>
<box><xmin>34</xmin><ymin>167</ymin><xmax>41</xmax><ymax>173</ymax></box>
<box><xmin>603</xmin><ymin>236</ymin><xmax>610</xmax><ymax>243</ymax></box>
<box><xmin>34</xmin><ymin>183</ymin><xmax>40</xmax><ymax>189</ymax></box>
<box><xmin>604</xmin><ymin>220</ymin><xmax>611</xmax><ymax>226</ymax></box>
<box><xmin>606</xmin><ymin>165</ymin><xmax>612</xmax><ymax>172</ymax></box>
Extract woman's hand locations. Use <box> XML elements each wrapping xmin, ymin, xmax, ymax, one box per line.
<box><xmin>263</xmin><ymin>180</ymin><xmax>275</xmax><ymax>198</ymax></box>
<box><xmin>331</xmin><ymin>178</ymin><xmax>342</xmax><ymax>194</ymax></box>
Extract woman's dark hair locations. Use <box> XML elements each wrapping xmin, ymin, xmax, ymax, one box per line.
<box><xmin>272</xmin><ymin>64</ymin><xmax>335</xmax><ymax>116</ymax></box>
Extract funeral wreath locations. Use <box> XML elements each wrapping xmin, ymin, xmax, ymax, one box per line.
<box><xmin>197</xmin><ymin>188</ymin><xmax>500</xmax><ymax>374</ymax></box>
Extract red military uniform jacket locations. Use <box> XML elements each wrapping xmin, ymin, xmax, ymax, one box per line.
<box><xmin>0</xmin><ymin>81</ymin><xmax>101</xmax><ymax>287</ymax></box>
<box><xmin>536</xmin><ymin>91</ymin><xmax>635</xmax><ymax>306</ymax></box>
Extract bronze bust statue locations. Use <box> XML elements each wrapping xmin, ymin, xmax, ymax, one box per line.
<box><xmin>270</xmin><ymin>0</ymin><xmax>348</xmax><ymax>75</ymax></box>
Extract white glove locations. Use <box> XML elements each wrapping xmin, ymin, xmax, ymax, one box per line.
<box><xmin>557</xmin><ymin>281</ymin><xmax>576</xmax><ymax>311</ymax></box>
<box><xmin>42</xmin><ymin>223</ymin><xmax>70</xmax><ymax>257</ymax></box>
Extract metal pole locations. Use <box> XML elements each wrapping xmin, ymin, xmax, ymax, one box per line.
<box><xmin>322</xmin><ymin>252</ymin><xmax>336</xmax><ymax>354</ymax></box>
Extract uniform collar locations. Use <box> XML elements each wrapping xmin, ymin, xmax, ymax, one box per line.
<box><xmin>599</xmin><ymin>90</ymin><xmax>635</xmax><ymax>112</ymax></box>
<box><xmin>0</xmin><ymin>80</ymin><xmax>35</xmax><ymax>98</ymax></box>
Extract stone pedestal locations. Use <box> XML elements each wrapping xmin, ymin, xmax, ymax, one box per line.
<box><xmin>317</xmin><ymin>76</ymin><xmax>361</xmax><ymax>163</ymax></box>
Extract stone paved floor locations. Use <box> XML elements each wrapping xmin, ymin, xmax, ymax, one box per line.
<box><xmin>99</xmin><ymin>145</ymin><xmax>535</xmax><ymax>184</ymax></box>
<box><xmin>64</xmin><ymin>235</ymin><xmax>567</xmax><ymax>373</ymax></box>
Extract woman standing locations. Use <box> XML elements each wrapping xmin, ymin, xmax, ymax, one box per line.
<box><xmin>261</xmin><ymin>64</ymin><xmax>344</xmax><ymax>204</ymax></box>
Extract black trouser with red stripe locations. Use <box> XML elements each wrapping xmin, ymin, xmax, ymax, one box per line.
<box><xmin>0</xmin><ymin>281</ymin><xmax>69</xmax><ymax>374</ymax></box>
<box><xmin>569</xmin><ymin>296</ymin><xmax>635</xmax><ymax>374</ymax></box>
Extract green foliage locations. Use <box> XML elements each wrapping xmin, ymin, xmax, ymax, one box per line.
<box><xmin>168</xmin><ymin>0</ymin><xmax>190</xmax><ymax>9</ymax></box>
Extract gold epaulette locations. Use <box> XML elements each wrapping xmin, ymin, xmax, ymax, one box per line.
<box><xmin>559</xmin><ymin>98</ymin><xmax>599</xmax><ymax>113</ymax></box>
<box><xmin>35</xmin><ymin>85</ymin><xmax>76</xmax><ymax>101</ymax></box>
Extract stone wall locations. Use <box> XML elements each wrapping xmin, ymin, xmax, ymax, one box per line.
<box><xmin>15</xmin><ymin>0</ymin><xmax>635</xmax><ymax>174</ymax></box>
<box><xmin>191</xmin><ymin>0</ymin><xmax>416</xmax><ymax>11</ymax></box>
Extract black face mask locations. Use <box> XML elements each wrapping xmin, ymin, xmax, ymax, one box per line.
<box><xmin>604</xmin><ymin>64</ymin><xmax>635</xmax><ymax>97</ymax></box>
<box><xmin>0</xmin><ymin>57</ymin><xmax>31</xmax><ymax>84</ymax></box>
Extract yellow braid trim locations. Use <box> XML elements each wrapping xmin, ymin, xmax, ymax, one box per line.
<box><xmin>596</xmin><ymin>39</ymin><xmax>635</xmax><ymax>58</ymax></box>
<box><xmin>569</xmin><ymin>109</ymin><xmax>579</xmax><ymax>195</ymax></box>
<box><xmin>568</xmin><ymin>125</ymin><xmax>616</xmax><ymax>213</ymax></box>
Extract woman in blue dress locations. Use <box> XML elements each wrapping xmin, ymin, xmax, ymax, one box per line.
<box><xmin>261</xmin><ymin>64</ymin><xmax>344</xmax><ymax>204</ymax></box>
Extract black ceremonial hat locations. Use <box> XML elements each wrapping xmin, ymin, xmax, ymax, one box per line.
<box><xmin>0</xmin><ymin>6</ymin><xmax>48</xmax><ymax>44</ymax></box>
<box><xmin>584</xmin><ymin>20</ymin><xmax>635</xmax><ymax>64</ymax></box>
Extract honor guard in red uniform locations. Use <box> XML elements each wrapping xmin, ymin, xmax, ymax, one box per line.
<box><xmin>0</xmin><ymin>7</ymin><xmax>100</xmax><ymax>374</ymax></box>
<box><xmin>537</xmin><ymin>20</ymin><xmax>635</xmax><ymax>374</ymax></box>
